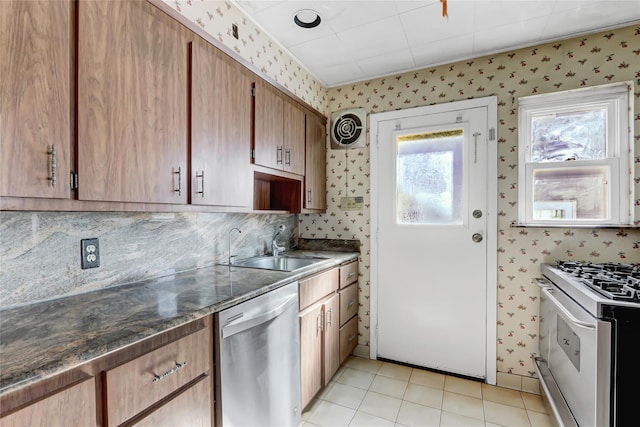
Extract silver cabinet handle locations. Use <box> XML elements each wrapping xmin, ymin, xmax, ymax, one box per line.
<box><xmin>348</xmin><ymin>272</ymin><xmax>356</xmax><ymax>278</ymax></box>
<box><xmin>276</xmin><ymin>146</ymin><xmax>283</xmax><ymax>164</ymax></box>
<box><xmin>152</xmin><ymin>361</ymin><xmax>188</xmax><ymax>383</ymax></box>
<box><xmin>196</xmin><ymin>171</ymin><xmax>205</xmax><ymax>197</ymax></box>
<box><xmin>472</xmin><ymin>233</ymin><xmax>483</xmax><ymax>243</ymax></box>
<box><xmin>347</xmin><ymin>300</ymin><xmax>356</xmax><ymax>308</ymax></box>
<box><xmin>173</xmin><ymin>167</ymin><xmax>182</xmax><ymax>196</ymax></box>
<box><xmin>285</xmin><ymin>148</ymin><xmax>291</xmax><ymax>166</ymax></box>
<box><xmin>326</xmin><ymin>309</ymin><xmax>332</xmax><ymax>327</ymax></box>
<box><xmin>47</xmin><ymin>144</ymin><xmax>57</xmax><ymax>187</ymax></box>
<box><xmin>348</xmin><ymin>334</ymin><xmax>356</xmax><ymax>343</ymax></box>
<box><xmin>317</xmin><ymin>312</ymin><xmax>323</xmax><ymax>333</ymax></box>
<box><xmin>307</xmin><ymin>189</ymin><xmax>312</xmax><ymax>205</ymax></box>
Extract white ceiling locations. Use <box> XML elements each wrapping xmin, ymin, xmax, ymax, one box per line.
<box><xmin>232</xmin><ymin>0</ymin><xmax>640</xmax><ymax>87</ymax></box>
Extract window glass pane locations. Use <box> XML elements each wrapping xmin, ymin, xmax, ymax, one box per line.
<box><xmin>531</xmin><ymin>109</ymin><xmax>606</xmax><ymax>162</ymax></box>
<box><xmin>533</xmin><ymin>166</ymin><xmax>609</xmax><ymax>220</ymax></box>
<box><xmin>396</xmin><ymin>130</ymin><xmax>463</xmax><ymax>224</ymax></box>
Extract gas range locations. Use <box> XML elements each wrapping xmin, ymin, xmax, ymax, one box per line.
<box><xmin>537</xmin><ymin>261</ymin><xmax>640</xmax><ymax>427</ymax></box>
<box><xmin>541</xmin><ymin>261</ymin><xmax>640</xmax><ymax>317</ymax></box>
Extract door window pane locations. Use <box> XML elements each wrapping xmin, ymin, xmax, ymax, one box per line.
<box><xmin>396</xmin><ymin>130</ymin><xmax>463</xmax><ymax>224</ymax></box>
<box><xmin>533</xmin><ymin>165</ymin><xmax>609</xmax><ymax>221</ymax></box>
<box><xmin>531</xmin><ymin>108</ymin><xmax>606</xmax><ymax>162</ymax></box>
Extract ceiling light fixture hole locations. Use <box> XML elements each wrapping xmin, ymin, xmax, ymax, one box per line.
<box><xmin>294</xmin><ymin>9</ymin><xmax>321</xmax><ymax>29</ymax></box>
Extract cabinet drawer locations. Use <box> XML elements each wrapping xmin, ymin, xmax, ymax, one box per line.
<box><xmin>339</xmin><ymin>261</ymin><xmax>358</xmax><ymax>289</ymax></box>
<box><xmin>299</xmin><ymin>268</ymin><xmax>339</xmax><ymax>310</ymax></box>
<box><xmin>132</xmin><ymin>376</ymin><xmax>211</xmax><ymax>427</ymax></box>
<box><xmin>339</xmin><ymin>316</ymin><xmax>358</xmax><ymax>364</ymax></box>
<box><xmin>339</xmin><ymin>283</ymin><xmax>358</xmax><ymax>326</ymax></box>
<box><xmin>105</xmin><ymin>327</ymin><xmax>210</xmax><ymax>427</ymax></box>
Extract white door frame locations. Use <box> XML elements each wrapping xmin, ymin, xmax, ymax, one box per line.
<box><xmin>370</xmin><ymin>97</ymin><xmax>498</xmax><ymax>385</ymax></box>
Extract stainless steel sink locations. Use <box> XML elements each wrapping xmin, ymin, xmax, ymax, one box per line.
<box><xmin>229</xmin><ymin>255</ymin><xmax>329</xmax><ymax>272</ymax></box>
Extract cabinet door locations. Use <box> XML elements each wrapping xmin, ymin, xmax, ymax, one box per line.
<box><xmin>132</xmin><ymin>376</ymin><xmax>211</xmax><ymax>427</ymax></box>
<box><xmin>77</xmin><ymin>0</ymin><xmax>189</xmax><ymax>204</ymax></box>
<box><xmin>299</xmin><ymin>304</ymin><xmax>323</xmax><ymax>409</ymax></box>
<box><xmin>0</xmin><ymin>377</ymin><xmax>96</xmax><ymax>427</ymax></box>
<box><xmin>0</xmin><ymin>0</ymin><xmax>71</xmax><ymax>198</ymax></box>
<box><xmin>283</xmin><ymin>101</ymin><xmax>305</xmax><ymax>176</ymax></box>
<box><xmin>191</xmin><ymin>38</ymin><xmax>252</xmax><ymax>207</ymax></box>
<box><xmin>253</xmin><ymin>80</ymin><xmax>283</xmax><ymax>170</ymax></box>
<box><xmin>323</xmin><ymin>293</ymin><xmax>340</xmax><ymax>385</ymax></box>
<box><xmin>304</xmin><ymin>113</ymin><xmax>326</xmax><ymax>210</ymax></box>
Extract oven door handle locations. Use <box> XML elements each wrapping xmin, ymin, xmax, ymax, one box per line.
<box><xmin>542</xmin><ymin>288</ymin><xmax>596</xmax><ymax>330</ymax></box>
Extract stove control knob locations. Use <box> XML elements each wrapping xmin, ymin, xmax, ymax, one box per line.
<box><xmin>472</xmin><ymin>233</ymin><xmax>483</xmax><ymax>243</ymax></box>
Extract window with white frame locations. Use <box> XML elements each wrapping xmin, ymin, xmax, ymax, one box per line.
<box><xmin>518</xmin><ymin>81</ymin><xmax>634</xmax><ymax>226</ymax></box>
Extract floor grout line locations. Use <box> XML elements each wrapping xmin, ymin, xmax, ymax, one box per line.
<box><xmin>304</xmin><ymin>357</ymin><xmax>553</xmax><ymax>427</ymax></box>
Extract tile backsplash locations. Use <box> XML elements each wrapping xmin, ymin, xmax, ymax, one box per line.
<box><xmin>0</xmin><ymin>211</ymin><xmax>297</xmax><ymax>307</ymax></box>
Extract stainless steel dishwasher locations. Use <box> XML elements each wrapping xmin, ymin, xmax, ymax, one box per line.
<box><xmin>216</xmin><ymin>281</ymin><xmax>301</xmax><ymax>427</ymax></box>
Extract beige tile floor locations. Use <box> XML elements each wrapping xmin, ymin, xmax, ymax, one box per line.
<box><xmin>301</xmin><ymin>357</ymin><xmax>555</xmax><ymax>427</ymax></box>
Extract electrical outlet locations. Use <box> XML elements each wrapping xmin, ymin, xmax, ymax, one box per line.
<box><xmin>232</xmin><ymin>23</ymin><xmax>239</xmax><ymax>39</ymax></box>
<box><xmin>81</xmin><ymin>238</ymin><xmax>100</xmax><ymax>269</ymax></box>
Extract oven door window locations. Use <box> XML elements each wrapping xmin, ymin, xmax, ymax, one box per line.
<box><xmin>556</xmin><ymin>315</ymin><xmax>580</xmax><ymax>371</ymax></box>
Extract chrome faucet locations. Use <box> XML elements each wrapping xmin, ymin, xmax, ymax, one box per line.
<box><xmin>228</xmin><ymin>227</ymin><xmax>242</xmax><ymax>264</ymax></box>
<box><xmin>272</xmin><ymin>225</ymin><xmax>286</xmax><ymax>257</ymax></box>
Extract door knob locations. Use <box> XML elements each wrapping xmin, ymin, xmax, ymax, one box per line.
<box><xmin>472</xmin><ymin>233</ymin><xmax>483</xmax><ymax>243</ymax></box>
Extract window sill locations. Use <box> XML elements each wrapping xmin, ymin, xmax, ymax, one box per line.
<box><xmin>510</xmin><ymin>221</ymin><xmax>639</xmax><ymax>229</ymax></box>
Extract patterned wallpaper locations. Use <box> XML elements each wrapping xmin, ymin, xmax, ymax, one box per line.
<box><xmin>165</xmin><ymin>0</ymin><xmax>639</xmax><ymax>381</ymax></box>
<box><xmin>299</xmin><ymin>25</ymin><xmax>640</xmax><ymax>380</ymax></box>
<box><xmin>163</xmin><ymin>0</ymin><xmax>328</xmax><ymax>114</ymax></box>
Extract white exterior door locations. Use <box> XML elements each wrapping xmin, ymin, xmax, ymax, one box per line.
<box><xmin>371</xmin><ymin>98</ymin><xmax>497</xmax><ymax>380</ymax></box>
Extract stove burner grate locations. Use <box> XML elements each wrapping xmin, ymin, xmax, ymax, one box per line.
<box><xmin>556</xmin><ymin>261</ymin><xmax>640</xmax><ymax>302</ymax></box>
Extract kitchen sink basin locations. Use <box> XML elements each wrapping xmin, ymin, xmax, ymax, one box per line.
<box><xmin>230</xmin><ymin>255</ymin><xmax>329</xmax><ymax>272</ymax></box>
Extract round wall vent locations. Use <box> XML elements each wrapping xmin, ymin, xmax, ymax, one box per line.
<box><xmin>330</xmin><ymin>108</ymin><xmax>366</xmax><ymax>149</ymax></box>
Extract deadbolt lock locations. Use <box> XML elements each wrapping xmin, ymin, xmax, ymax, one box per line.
<box><xmin>473</xmin><ymin>209</ymin><xmax>483</xmax><ymax>219</ymax></box>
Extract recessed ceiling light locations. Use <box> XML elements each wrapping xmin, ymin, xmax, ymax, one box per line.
<box><xmin>294</xmin><ymin>9</ymin><xmax>321</xmax><ymax>29</ymax></box>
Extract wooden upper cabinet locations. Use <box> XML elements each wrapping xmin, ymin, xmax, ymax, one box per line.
<box><xmin>191</xmin><ymin>37</ymin><xmax>252</xmax><ymax>208</ymax></box>
<box><xmin>0</xmin><ymin>0</ymin><xmax>72</xmax><ymax>199</ymax></box>
<box><xmin>253</xmin><ymin>79</ymin><xmax>305</xmax><ymax>176</ymax></box>
<box><xmin>283</xmin><ymin>101</ymin><xmax>306</xmax><ymax>175</ymax></box>
<box><xmin>253</xmin><ymin>79</ymin><xmax>284</xmax><ymax>171</ymax></box>
<box><xmin>77</xmin><ymin>0</ymin><xmax>189</xmax><ymax>204</ymax></box>
<box><xmin>304</xmin><ymin>113</ymin><xmax>327</xmax><ymax>210</ymax></box>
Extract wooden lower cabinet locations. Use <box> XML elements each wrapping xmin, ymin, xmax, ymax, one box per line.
<box><xmin>323</xmin><ymin>293</ymin><xmax>341</xmax><ymax>385</ymax></box>
<box><xmin>0</xmin><ymin>318</ymin><xmax>213</xmax><ymax>427</ymax></box>
<box><xmin>0</xmin><ymin>377</ymin><xmax>96</xmax><ymax>427</ymax></box>
<box><xmin>299</xmin><ymin>303</ymin><xmax>323</xmax><ymax>409</ymax></box>
<box><xmin>298</xmin><ymin>267</ymin><xmax>345</xmax><ymax>410</ymax></box>
<box><xmin>132</xmin><ymin>376</ymin><xmax>211</xmax><ymax>427</ymax></box>
<box><xmin>340</xmin><ymin>316</ymin><xmax>359</xmax><ymax>365</ymax></box>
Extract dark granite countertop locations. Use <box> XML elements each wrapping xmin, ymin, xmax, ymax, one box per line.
<box><xmin>0</xmin><ymin>250</ymin><xmax>358</xmax><ymax>395</ymax></box>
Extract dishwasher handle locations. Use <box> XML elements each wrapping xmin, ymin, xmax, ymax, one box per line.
<box><xmin>222</xmin><ymin>294</ymin><xmax>297</xmax><ymax>339</ymax></box>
